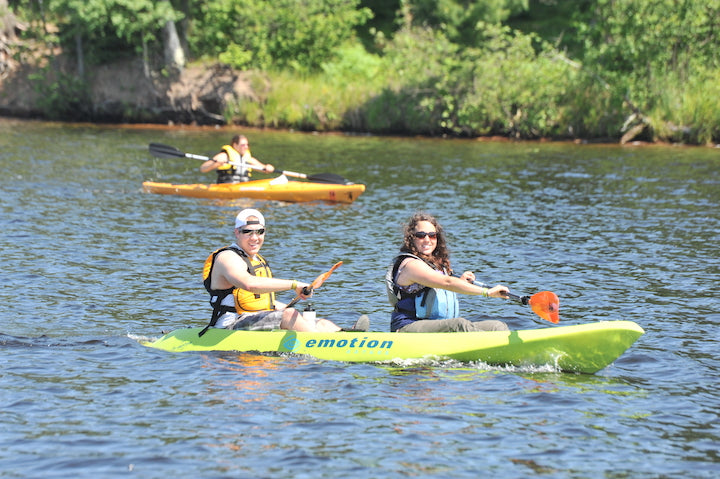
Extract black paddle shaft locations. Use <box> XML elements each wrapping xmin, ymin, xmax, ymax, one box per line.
<box><xmin>148</xmin><ymin>143</ymin><xmax>352</xmax><ymax>185</ymax></box>
<box><xmin>149</xmin><ymin>143</ymin><xmax>210</xmax><ymax>161</ymax></box>
<box><xmin>464</xmin><ymin>276</ymin><xmax>531</xmax><ymax>305</ymax></box>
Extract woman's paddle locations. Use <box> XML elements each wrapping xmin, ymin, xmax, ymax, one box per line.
<box><xmin>462</xmin><ymin>277</ymin><xmax>560</xmax><ymax>323</ymax></box>
<box><xmin>286</xmin><ymin>261</ymin><xmax>343</xmax><ymax>309</ymax></box>
<box><xmin>148</xmin><ymin>142</ymin><xmax>352</xmax><ymax>185</ymax></box>
<box><xmin>503</xmin><ymin>289</ymin><xmax>560</xmax><ymax>324</ymax></box>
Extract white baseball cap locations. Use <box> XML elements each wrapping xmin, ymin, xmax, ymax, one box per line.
<box><xmin>235</xmin><ymin>208</ymin><xmax>265</xmax><ymax>229</ymax></box>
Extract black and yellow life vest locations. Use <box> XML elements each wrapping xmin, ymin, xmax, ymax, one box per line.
<box><xmin>201</xmin><ymin>246</ymin><xmax>275</xmax><ymax>329</ymax></box>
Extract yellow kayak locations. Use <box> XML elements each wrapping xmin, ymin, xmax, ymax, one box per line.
<box><xmin>142</xmin><ymin>175</ymin><xmax>365</xmax><ymax>203</ymax></box>
<box><xmin>142</xmin><ymin>321</ymin><xmax>645</xmax><ymax>374</ymax></box>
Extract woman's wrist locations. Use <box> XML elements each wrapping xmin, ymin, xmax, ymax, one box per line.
<box><xmin>290</xmin><ymin>280</ymin><xmax>298</xmax><ymax>291</ymax></box>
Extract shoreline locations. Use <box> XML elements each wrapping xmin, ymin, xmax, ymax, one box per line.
<box><xmin>2</xmin><ymin>116</ymin><xmax>717</xmax><ymax>149</ymax></box>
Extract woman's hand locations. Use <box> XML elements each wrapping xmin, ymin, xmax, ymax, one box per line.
<box><xmin>459</xmin><ymin>271</ymin><xmax>475</xmax><ymax>283</ymax></box>
<box><xmin>487</xmin><ymin>285</ymin><xmax>510</xmax><ymax>298</ymax></box>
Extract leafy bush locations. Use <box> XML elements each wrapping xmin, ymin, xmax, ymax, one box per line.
<box><xmin>29</xmin><ymin>66</ymin><xmax>92</xmax><ymax>120</ymax></box>
<box><xmin>650</xmin><ymin>68</ymin><xmax>720</xmax><ymax>145</ymax></box>
<box><xmin>362</xmin><ymin>27</ymin><xmax>461</xmax><ymax>135</ymax></box>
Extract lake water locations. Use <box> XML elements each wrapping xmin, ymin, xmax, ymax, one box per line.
<box><xmin>1</xmin><ymin>118</ymin><xmax>718</xmax><ymax>478</ymax></box>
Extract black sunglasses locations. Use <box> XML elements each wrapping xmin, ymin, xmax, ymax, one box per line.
<box><xmin>240</xmin><ymin>228</ymin><xmax>265</xmax><ymax>235</ymax></box>
<box><xmin>414</xmin><ymin>231</ymin><xmax>438</xmax><ymax>239</ymax></box>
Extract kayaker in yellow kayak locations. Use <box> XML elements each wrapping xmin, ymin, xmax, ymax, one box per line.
<box><xmin>386</xmin><ymin>212</ymin><xmax>510</xmax><ymax>333</ymax></box>
<box><xmin>199</xmin><ymin>134</ymin><xmax>275</xmax><ymax>183</ymax></box>
<box><xmin>200</xmin><ymin>208</ymin><xmax>369</xmax><ymax>335</ymax></box>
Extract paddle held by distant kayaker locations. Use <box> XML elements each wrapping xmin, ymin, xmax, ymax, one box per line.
<box><xmin>199</xmin><ymin>134</ymin><xmax>275</xmax><ymax>183</ymax></box>
<box><xmin>200</xmin><ymin>208</ymin><xmax>369</xmax><ymax>335</ymax></box>
<box><xmin>386</xmin><ymin>212</ymin><xmax>510</xmax><ymax>333</ymax></box>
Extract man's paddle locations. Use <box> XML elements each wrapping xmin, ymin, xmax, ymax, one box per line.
<box><xmin>286</xmin><ymin>261</ymin><xmax>343</xmax><ymax>309</ymax></box>
<box><xmin>148</xmin><ymin>142</ymin><xmax>352</xmax><ymax>185</ymax></box>
<box><xmin>464</xmin><ymin>278</ymin><xmax>560</xmax><ymax>323</ymax></box>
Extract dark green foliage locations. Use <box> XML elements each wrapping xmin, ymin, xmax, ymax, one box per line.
<box><xmin>405</xmin><ymin>0</ymin><xmax>529</xmax><ymax>46</ymax></box>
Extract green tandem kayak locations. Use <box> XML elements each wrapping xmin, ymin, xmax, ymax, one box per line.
<box><xmin>142</xmin><ymin>320</ymin><xmax>644</xmax><ymax>374</ymax></box>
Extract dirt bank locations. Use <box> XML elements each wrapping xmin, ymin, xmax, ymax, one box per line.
<box><xmin>0</xmin><ymin>49</ymin><xmax>257</xmax><ymax>125</ymax></box>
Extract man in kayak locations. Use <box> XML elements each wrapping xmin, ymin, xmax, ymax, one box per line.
<box><xmin>386</xmin><ymin>212</ymin><xmax>510</xmax><ymax>332</ymax></box>
<box><xmin>201</xmin><ymin>208</ymin><xmax>369</xmax><ymax>334</ymax></box>
<box><xmin>199</xmin><ymin>134</ymin><xmax>275</xmax><ymax>183</ymax></box>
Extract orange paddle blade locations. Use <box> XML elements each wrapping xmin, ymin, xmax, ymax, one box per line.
<box><xmin>286</xmin><ymin>261</ymin><xmax>343</xmax><ymax>309</ymax></box>
<box><xmin>310</xmin><ymin>261</ymin><xmax>343</xmax><ymax>290</ymax></box>
<box><xmin>528</xmin><ymin>291</ymin><xmax>560</xmax><ymax>323</ymax></box>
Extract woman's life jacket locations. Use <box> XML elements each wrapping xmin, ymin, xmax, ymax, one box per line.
<box><xmin>386</xmin><ymin>253</ymin><xmax>459</xmax><ymax>331</ymax></box>
<box><xmin>216</xmin><ymin>145</ymin><xmax>252</xmax><ymax>183</ymax></box>
<box><xmin>202</xmin><ymin>245</ymin><xmax>275</xmax><ymax>329</ymax></box>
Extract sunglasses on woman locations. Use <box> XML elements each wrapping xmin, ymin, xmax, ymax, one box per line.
<box><xmin>413</xmin><ymin>231</ymin><xmax>437</xmax><ymax>239</ymax></box>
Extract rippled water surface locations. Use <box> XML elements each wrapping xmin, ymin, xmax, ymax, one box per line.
<box><xmin>1</xmin><ymin>119</ymin><xmax>719</xmax><ymax>478</ymax></box>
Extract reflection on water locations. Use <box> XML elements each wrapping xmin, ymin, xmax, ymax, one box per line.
<box><xmin>0</xmin><ymin>118</ymin><xmax>718</xmax><ymax>478</ymax></box>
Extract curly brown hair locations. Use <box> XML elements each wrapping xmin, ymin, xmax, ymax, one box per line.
<box><xmin>399</xmin><ymin>212</ymin><xmax>452</xmax><ymax>273</ymax></box>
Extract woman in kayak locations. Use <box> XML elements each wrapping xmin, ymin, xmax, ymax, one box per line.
<box><xmin>199</xmin><ymin>134</ymin><xmax>275</xmax><ymax>183</ymax></box>
<box><xmin>201</xmin><ymin>208</ymin><xmax>369</xmax><ymax>335</ymax></box>
<box><xmin>387</xmin><ymin>212</ymin><xmax>510</xmax><ymax>333</ymax></box>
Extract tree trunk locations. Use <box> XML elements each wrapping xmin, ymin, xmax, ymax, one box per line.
<box><xmin>163</xmin><ymin>20</ymin><xmax>185</xmax><ymax>71</ymax></box>
<box><xmin>1</xmin><ymin>0</ymin><xmax>17</xmax><ymax>40</ymax></box>
<box><xmin>75</xmin><ymin>32</ymin><xmax>84</xmax><ymax>78</ymax></box>
<box><xmin>142</xmin><ymin>36</ymin><xmax>150</xmax><ymax>78</ymax></box>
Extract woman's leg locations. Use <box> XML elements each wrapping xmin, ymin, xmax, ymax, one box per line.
<box><xmin>399</xmin><ymin>317</ymin><xmax>508</xmax><ymax>332</ymax></box>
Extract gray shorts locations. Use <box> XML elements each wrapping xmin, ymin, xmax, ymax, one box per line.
<box><xmin>398</xmin><ymin>317</ymin><xmax>509</xmax><ymax>332</ymax></box>
<box><xmin>224</xmin><ymin>310</ymin><xmax>284</xmax><ymax>331</ymax></box>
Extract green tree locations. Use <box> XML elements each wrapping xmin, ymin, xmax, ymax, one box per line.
<box><xmin>48</xmin><ymin>0</ymin><xmax>180</xmax><ymax>67</ymax></box>
<box><xmin>572</xmin><ymin>0</ymin><xmax>720</xmax><ymax>141</ymax></box>
<box><xmin>401</xmin><ymin>0</ymin><xmax>529</xmax><ymax>46</ymax></box>
<box><xmin>368</xmin><ymin>22</ymin><xmax>575</xmax><ymax>137</ymax></box>
<box><xmin>188</xmin><ymin>0</ymin><xmax>372</xmax><ymax>72</ymax></box>
<box><xmin>574</xmin><ymin>0</ymin><xmax>719</xmax><ymax>82</ymax></box>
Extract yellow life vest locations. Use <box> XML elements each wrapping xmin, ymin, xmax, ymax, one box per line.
<box><xmin>202</xmin><ymin>246</ymin><xmax>275</xmax><ymax>321</ymax></box>
<box><xmin>232</xmin><ymin>253</ymin><xmax>275</xmax><ymax>313</ymax></box>
<box><xmin>218</xmin><ymin>144</ymin><xmax>252</xmax><ymax>176</ymax></box>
